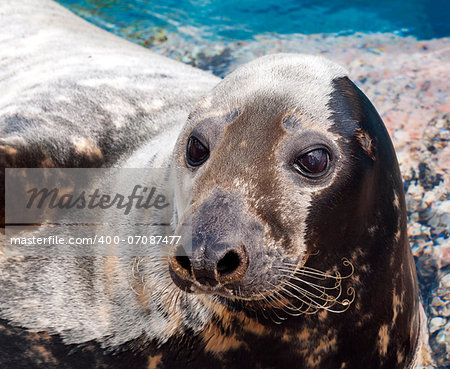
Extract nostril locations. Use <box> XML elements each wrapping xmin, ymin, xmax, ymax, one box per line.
<box><xmin>216</xmin><ymin>250</ymin><xmax>241</xmax><ymax>276</ymax></box>
<box><xmin>174</xmin><ymin>246</ymin><xmax>192</xmax><ymax>275</ymax></box>
<box><xmin>176</xmin><ymin>256</ymin><xmax>191</xmax><ymax>273</ymax></box>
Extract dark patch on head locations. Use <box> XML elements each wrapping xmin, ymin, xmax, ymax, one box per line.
<box><xmin>293</xmin><ymin>75</ymin><xmax>421</xmax><ymax>368</ymax></box>
<box><xmin>327</xmin><ymin>77</ymin><xmax>393</xmax><ymax>159</ymax></box>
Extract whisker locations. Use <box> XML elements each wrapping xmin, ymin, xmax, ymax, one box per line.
<box><xmin>269</xmin><ymin>288</ymin><xmax>307</xmax><ymax>316</ymax></box>
<box><xmin>258</xmin><ymin>293</ymin><xmax>284</xmax><ymax>324</ymax></box>
<box><xmin>264</xmin><ymin>295</ymin><xmax>288</xmax><ymax>322</ymax></box>
<box><xmin>275</xmin><ymin>272</ymin><xmax>343</xmax><ymax>292</ymax></box>
<box><xmin>253</xmin><ymin>257</ymin><xmax>356</xmax><ymax>317</ymax></box>
<box><xmin>278</xmin><ymin>283</ymin><xmax>333</xmax><ymax>310</ymax></box>
<box><xmin>283</xmin><ymin>279</ymin><xmax>341</xmax><ymax>303</ymax></box>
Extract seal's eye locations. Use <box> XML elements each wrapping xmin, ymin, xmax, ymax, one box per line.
<box><xmin>186</xmin><ymin>135</ymin><xmax>209</xmax><ymax>166</ymax></box>
<box><xmin>294</xmin><ymin>148</ymin><xmax>330</xmax><ymax>177</ymax></box>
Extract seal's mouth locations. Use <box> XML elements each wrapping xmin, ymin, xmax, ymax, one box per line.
<box><xmin>168</xmin><ymin>249</ymin><xmax>289</xmax><ymax>301</ymax></box>
<box><xmin>168</xmin><ymin>257</ymin><xmax>247</xmax><ymax>298</ymax></box>
<box><xmin>169</xmin><ymin>252</ymin><xmax>357</xmax><ymax>320</ymax></box>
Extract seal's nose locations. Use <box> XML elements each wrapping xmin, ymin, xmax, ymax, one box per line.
<box><xmin>169</xmin><ymin>190</ymin><xmax>260</xmax><ymax>291</ymax></box>
<box><xmin>174</xmin><ymin>242</ymin><xmax>248</xmax><ymax>287</ymax></box>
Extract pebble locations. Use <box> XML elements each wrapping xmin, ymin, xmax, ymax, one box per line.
<box><xmin>430</xmin><ymin>317</ymin><xmax>447</xmax><ymax>333</ymax></box>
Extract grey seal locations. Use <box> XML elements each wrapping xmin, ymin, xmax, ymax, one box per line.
<box><xmin>0</xmin><ymin>1</ymin><xmax>431</xmax><ymax>368</ymax></box>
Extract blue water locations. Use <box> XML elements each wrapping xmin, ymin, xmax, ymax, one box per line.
<box><xmin>58</xmin><ymin>0</ymin><xmax>448</xmax><ymax>42</ymax></box>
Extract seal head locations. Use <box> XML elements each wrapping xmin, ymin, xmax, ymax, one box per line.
<box><xmin>167</xmin><ymin>54</ymin><xmax>420</xmax><ymax>368</ymax></box>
